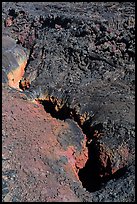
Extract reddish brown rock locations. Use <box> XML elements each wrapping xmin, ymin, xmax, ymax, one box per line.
<box><xmin>2</xmin><ymin>88</ymin><xmax>85</xmax><ymax>202</ymax></box>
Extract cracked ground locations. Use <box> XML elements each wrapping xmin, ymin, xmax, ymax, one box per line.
<box><xmin>2</xmin><ymin>2</ymin><xmax>135</xmax><ymax>202</ymax></box>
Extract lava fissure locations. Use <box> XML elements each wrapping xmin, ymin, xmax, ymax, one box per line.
<box><xmin>35</xmin><ymin>97</ymin><xmax>127</xmax><ymax>192</ymax></box>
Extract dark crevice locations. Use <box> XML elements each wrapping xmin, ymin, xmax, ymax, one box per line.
<box><xmin>82</xmin><ymin>120</ymin><xmax>104</xmax><ymax>139</ymax></box>
<box><xmin>78</xmin><ymin>137</ymin><xmax>113</xmax><ymax>192</ymax></box>
<box><xmin>78</xmin><ymin>140</ymin><xmax>127</xmax><ymax>192</ymax></box>
<box><xmin>40</xmin><ymin>99</ymin><xmax>71</xmax><ymax>121</ymax></box>
<box><xmin>111</xmin><ymin>166</ymin><xmax>127</xmax><ymax>180</ymax></box>
<box><xmin>36</xmin><ymin>98</ymin><xmax>127</xmax><ymax>192</ymax></box>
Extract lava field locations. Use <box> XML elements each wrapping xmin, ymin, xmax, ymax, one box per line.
<box><xmin>2</xmin><ymin>2</ymin><xmax>135</xmax><ymax>202</ymax></box>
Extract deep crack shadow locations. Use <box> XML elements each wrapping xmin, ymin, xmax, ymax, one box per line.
<box><xmin>78</xmin><ymin>161</ymin><xmax>127</xmax><ymax>192</ymax></box>
<box><xmin>78</xmin><ymin>139</ymin><xmax>127</xmax><ymax>192</ymax></box>
<box><xmin>40</xmin><ymin>100</ymin><xmax>72</xmax><ymax>120</ymax></box>
<box><xmin>78</xmin><ymin>140</ymin><xmax>105</xmax><ymax>192</ymax></box>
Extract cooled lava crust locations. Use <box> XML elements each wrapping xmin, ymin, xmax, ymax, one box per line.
<box><xmin>2</xmin><ymin>2</ymin><xmax>135</xmax><ymax>202</ymax></box>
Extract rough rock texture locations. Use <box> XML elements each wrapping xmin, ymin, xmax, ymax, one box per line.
<box><xmin>2</xmin><ymin>2</ymin><xmax>135</xmax><ymax>202</ymax></box>
<box><xmin>2</xmin><ymin>87</ymin><xmax>135</xmax><ymax>202</ymax></box>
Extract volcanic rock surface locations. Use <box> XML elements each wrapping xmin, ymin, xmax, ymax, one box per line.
<box><xmin>2</xmin><ymin>2</ymin><xmax>135</xmax><ymax>202</ymax></box>
<box><xmin>2</xmin><ymin>35</ymin><xmax>28</xmax><ymax>89</ymax></box>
